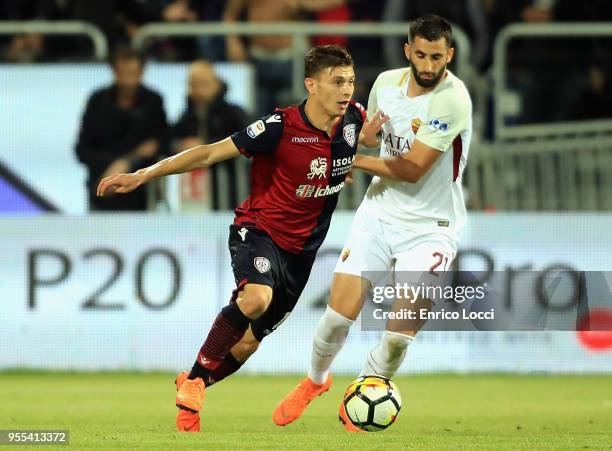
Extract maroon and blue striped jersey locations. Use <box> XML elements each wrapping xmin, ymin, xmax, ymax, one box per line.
<box><xmin>230</xmin><ymin>100</ymin><xmax>366</xmax><ymax>253</ymax></box>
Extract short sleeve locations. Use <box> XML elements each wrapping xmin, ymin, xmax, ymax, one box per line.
<box><xmin>415</xmin><ymin>86</ymin><xmax>471</xmax><ymax>152</ymax></box>
<box><xmin>230</xmin><ymin>112</ymin><xmax>284</xmax><ymax>157</ymax></box>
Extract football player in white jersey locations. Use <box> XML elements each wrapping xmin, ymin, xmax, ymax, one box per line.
<box><xmin>273</xmin><ymin>15</ymin><xmax>472</xmax><ymax>430</ymax></box>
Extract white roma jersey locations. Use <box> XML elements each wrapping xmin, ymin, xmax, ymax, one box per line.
<box><xmin>360</xmin><ymin>67</ymin><xmax>472</xmax><ymax>240</ymax></box>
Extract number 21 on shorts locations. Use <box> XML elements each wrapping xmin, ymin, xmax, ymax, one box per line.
<box><xmin>429</xmin><ymin>251</ymin><xmax>451</xmax><ymax>275</ymax></box>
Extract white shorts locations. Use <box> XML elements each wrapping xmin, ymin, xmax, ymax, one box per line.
<box><xmin>334</xmin><ymin>207</ymin><xmax>457</xmax><ymax>290</ymax></box>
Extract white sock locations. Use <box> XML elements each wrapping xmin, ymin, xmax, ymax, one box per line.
<box><xmin>308</xmin><ymin>306</ymin><xmax>354</xmax><ymax>385</ymax></box>
<box><xmin>360</xmin><ymin>331</ymin><xmax>414</xmax><ymax>378</ymax></box>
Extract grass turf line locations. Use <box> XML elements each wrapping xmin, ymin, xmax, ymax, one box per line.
<box><xmin>0</xmin><ymin>372</ymin><xmax>610</xmax><ymax>450</ymax></box>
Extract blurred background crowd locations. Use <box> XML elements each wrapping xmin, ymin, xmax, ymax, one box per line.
<box><xmin>1</xmin><ymin>0</ymin><xmax>611</xmax><ymax>212</ymax></box>
<box><xmin>2</xmin><ymin>0</ymin><xmax>611</xmax><ymax>115</ymax></box>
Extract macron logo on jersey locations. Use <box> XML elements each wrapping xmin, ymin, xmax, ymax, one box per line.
<box><xmin>292</xmin><ymin>136</ymin><xmax>319</xmax><ymax>143</ymax></box>
<box><xmin>428</xmin><ymin>118</ymin><xmax>449</xmax><ymax>132</ymax></box>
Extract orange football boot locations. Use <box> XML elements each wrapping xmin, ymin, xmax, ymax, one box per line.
<box><xmin>272</xmin><ymin>375</ymin><xmax>332</xmax><ymax>426</ymax></box>
<box><xmin>338</xmin><ymin>401</ymin><xmax>365</xmax><ymax>433</ymax></box>
<box><xmin>175</xmin><ymin>371</ymin><xmax>205</xmax><ymax>432</ymax></box>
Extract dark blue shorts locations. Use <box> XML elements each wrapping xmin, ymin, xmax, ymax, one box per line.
<box><xmin>228</xmin><ymin>224</ymin><xmax>316</xmax><ymax>341</ymax></box>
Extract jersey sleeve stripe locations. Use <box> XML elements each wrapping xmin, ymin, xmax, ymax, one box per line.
<box><xmin>452</xmin><ymin>136</ymin><xmax>463</xmax><ymax>182</ymax></box>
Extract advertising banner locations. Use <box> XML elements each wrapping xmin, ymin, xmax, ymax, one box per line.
<box><xmin>1</xmin><ymin>212</ymin><xmax>611</xmax><ymax>372</ymax></box>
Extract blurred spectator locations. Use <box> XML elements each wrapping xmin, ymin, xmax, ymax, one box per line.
<box><xmin>161</xmin><ymin>0</ymin><xmax>198</xmax><ymax>23</ymax></box>
<box><xmin>0</xmin><ymin>1</ymin><xmax>191</xmax><ymax>61</ymax></box>
<box><xmin>128</xmin><ymin>0</ymin><xmax>201</xmax><ymax>61</ymax></box>
<box><xmin>137</xmin><ymin>0</ymin><xmax>229</xmax><ymax>62</ymax></box>
<box><xmin>65</xmin><ymin>1</ymin><xmax>196</xmax><ymax>59</ymax></box>
<box><xmin>306</xmin><ymin>0</ymin><xmax>350</xmax><ymax>47</ymax></box>
<box><xmin>295</xmin><ymin>0</ymin><xmax>385</xmax><ymax>107</ymax></box>
<box><xmin>1</xmin><ymin>0</ymin><xmax>52</xmax><ymax>62</ymax></box>
<box><xmin>75</xmin><ymin>47</ymin><xmax>168</xmax><ymax>211</ymax></box>
<box><xmin>223</xmin><ymin>0</ymin><xmax>302</xmax><ymax>116</ymax></box>
<box><xmin>172</xmin><ymin>60</ymin><xmax>249</xmax><ymax>209</ymax></box>
<box><xmin>3</xmin><ymin>33</ymin><xmax>44</xmax><ymax>63</ymax></box>
<box><xmin>304</xmin><ymin>0</ymin><xmax>385</xmax><ymax>66</ymax></box>
<box><xmin>224</xmin><ymin>0</ymin><xmax>357</xmax><ymax>115</ymax></box>
<box><xmin>490</xmin><ymin>0</ymin><xmax>612</xmax><ymax>124</ymax></box>
<box><xmin>189</xmin><ymin>0</ymin><xmax>227</xmax><ymax>61</ymax></box>
<box><xmin>572</xmin><ymin>65</ymin><xmax>612</xmax><ymax>120</ymax></box>
<box><xmin>345</xmin><ymin>1</ymin><xmax>386</xmax><ymax>68</ymax></box>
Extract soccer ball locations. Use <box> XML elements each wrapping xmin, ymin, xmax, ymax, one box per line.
<box><xmin>342</xmin><ymin>375</ymin><xmax>402</xmax><ymax>432</ymax></box>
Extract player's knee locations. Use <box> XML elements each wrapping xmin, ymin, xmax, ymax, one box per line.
<box><xmin>237</xmin><ymin>285</ymin><xmax>273</xmax><ymax>318</ymax></box>
<box><xmin>327</xmin><ymin>274</ymin><xmax>366</xmax><ymax>321</ymax></box>
<box><xmin>316</xmin><ymin>305</ymin><xmax>354</xmax><ymax>342</ymax></box>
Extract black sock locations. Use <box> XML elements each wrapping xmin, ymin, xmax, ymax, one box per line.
<box><xmin>205</xmin><ymin>352</ymin><xmax>244</xmax><ymax>387</ymax></box>
<box><xmin>188</xmin><ymin>303</ymin><xmax>250</xmax><ymax>381</ymax></box>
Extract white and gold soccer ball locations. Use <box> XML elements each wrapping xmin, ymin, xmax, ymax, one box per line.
<box><xmin>342</xmin><ymin>375</ymin><xmax>402</xmax><ymax>432</ymax></box>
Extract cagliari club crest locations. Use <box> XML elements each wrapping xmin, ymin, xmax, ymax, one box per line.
<box><xmin>343</xmin><ymin>124</ymin><xmax>356</xmax><ymax>147</ymax></box>
<box><xmin>254</xmin><ymin>256</ymin><xmax>271</xmax><ymax>273</ymax></box>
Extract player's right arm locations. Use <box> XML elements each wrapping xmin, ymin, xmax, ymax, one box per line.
<box><xmin>97</xmin><ymin>137</ymin><xmax>240</xmax><ymax>197</ymax></box>
<box><xmin>97</xmin><ymin>113</ymin><xmax>284</xmax><ymax>197</ymax></box>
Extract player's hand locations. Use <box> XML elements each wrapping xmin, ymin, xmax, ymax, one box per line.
<box><xmin>359</xmin><ymin>110</ymin><xmax>389</xmax><ymax>148</ymax></box>
<box><xmin>97</xmin><ymin>172</ymin><xmax>145</xmax><ymax>197</ymax></box>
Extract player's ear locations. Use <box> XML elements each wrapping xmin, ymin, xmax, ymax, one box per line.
<box><xmin>403</xmin><ymin>43</ymin><xmax>411</xmax><ymax>61</ymax></box>
<box><xmin>304</xmin><ymin>77</ymin><xmax>316</xmax><ymax>95</ymax></box>
<box><xmin>446</xmin><ymin>47</ymin><xmax>455</xmax><ymax>64</ymax></box>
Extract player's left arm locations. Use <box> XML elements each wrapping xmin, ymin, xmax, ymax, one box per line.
<box><xmin>352</xmin><ymin>140</ymin><xmax>441</xmax><ymax>183</ymax></box>
<box><xmin>354</xmin><ymin>87</ymin><xmax>471</xmax><ymax>183</ymax></box>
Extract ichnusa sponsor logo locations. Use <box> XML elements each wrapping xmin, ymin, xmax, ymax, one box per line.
<box><xmin>295</xmin><ymin>182</ymin><xmax>345</xmax><ymax>198</ymax></box>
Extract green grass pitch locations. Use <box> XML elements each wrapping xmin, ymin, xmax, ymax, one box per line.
<box><xmin>1</xmin><ymin>372</ymin><xmax>610</xmax><ymax>449</ymax></box>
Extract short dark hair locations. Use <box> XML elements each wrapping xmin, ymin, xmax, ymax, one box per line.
<box><xmin>110</xmin><ymin>46</ymin><xmax>145</xmax><ymax>68</ymax></box>
<box><xmin>408</xmin><ymin>14</ymin><xmax>453</xmax><ymax>47</ymax></box>
<box><xmin>304</xmin><ymin>45</ymin><xmax>353</xmax><ymax>78</ymax></box>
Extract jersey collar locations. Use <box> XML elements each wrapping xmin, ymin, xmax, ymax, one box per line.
<box><xmin>299</xmin><ymin>99</ymin><xmax>342</xmax><ymax>139</ymax></box>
